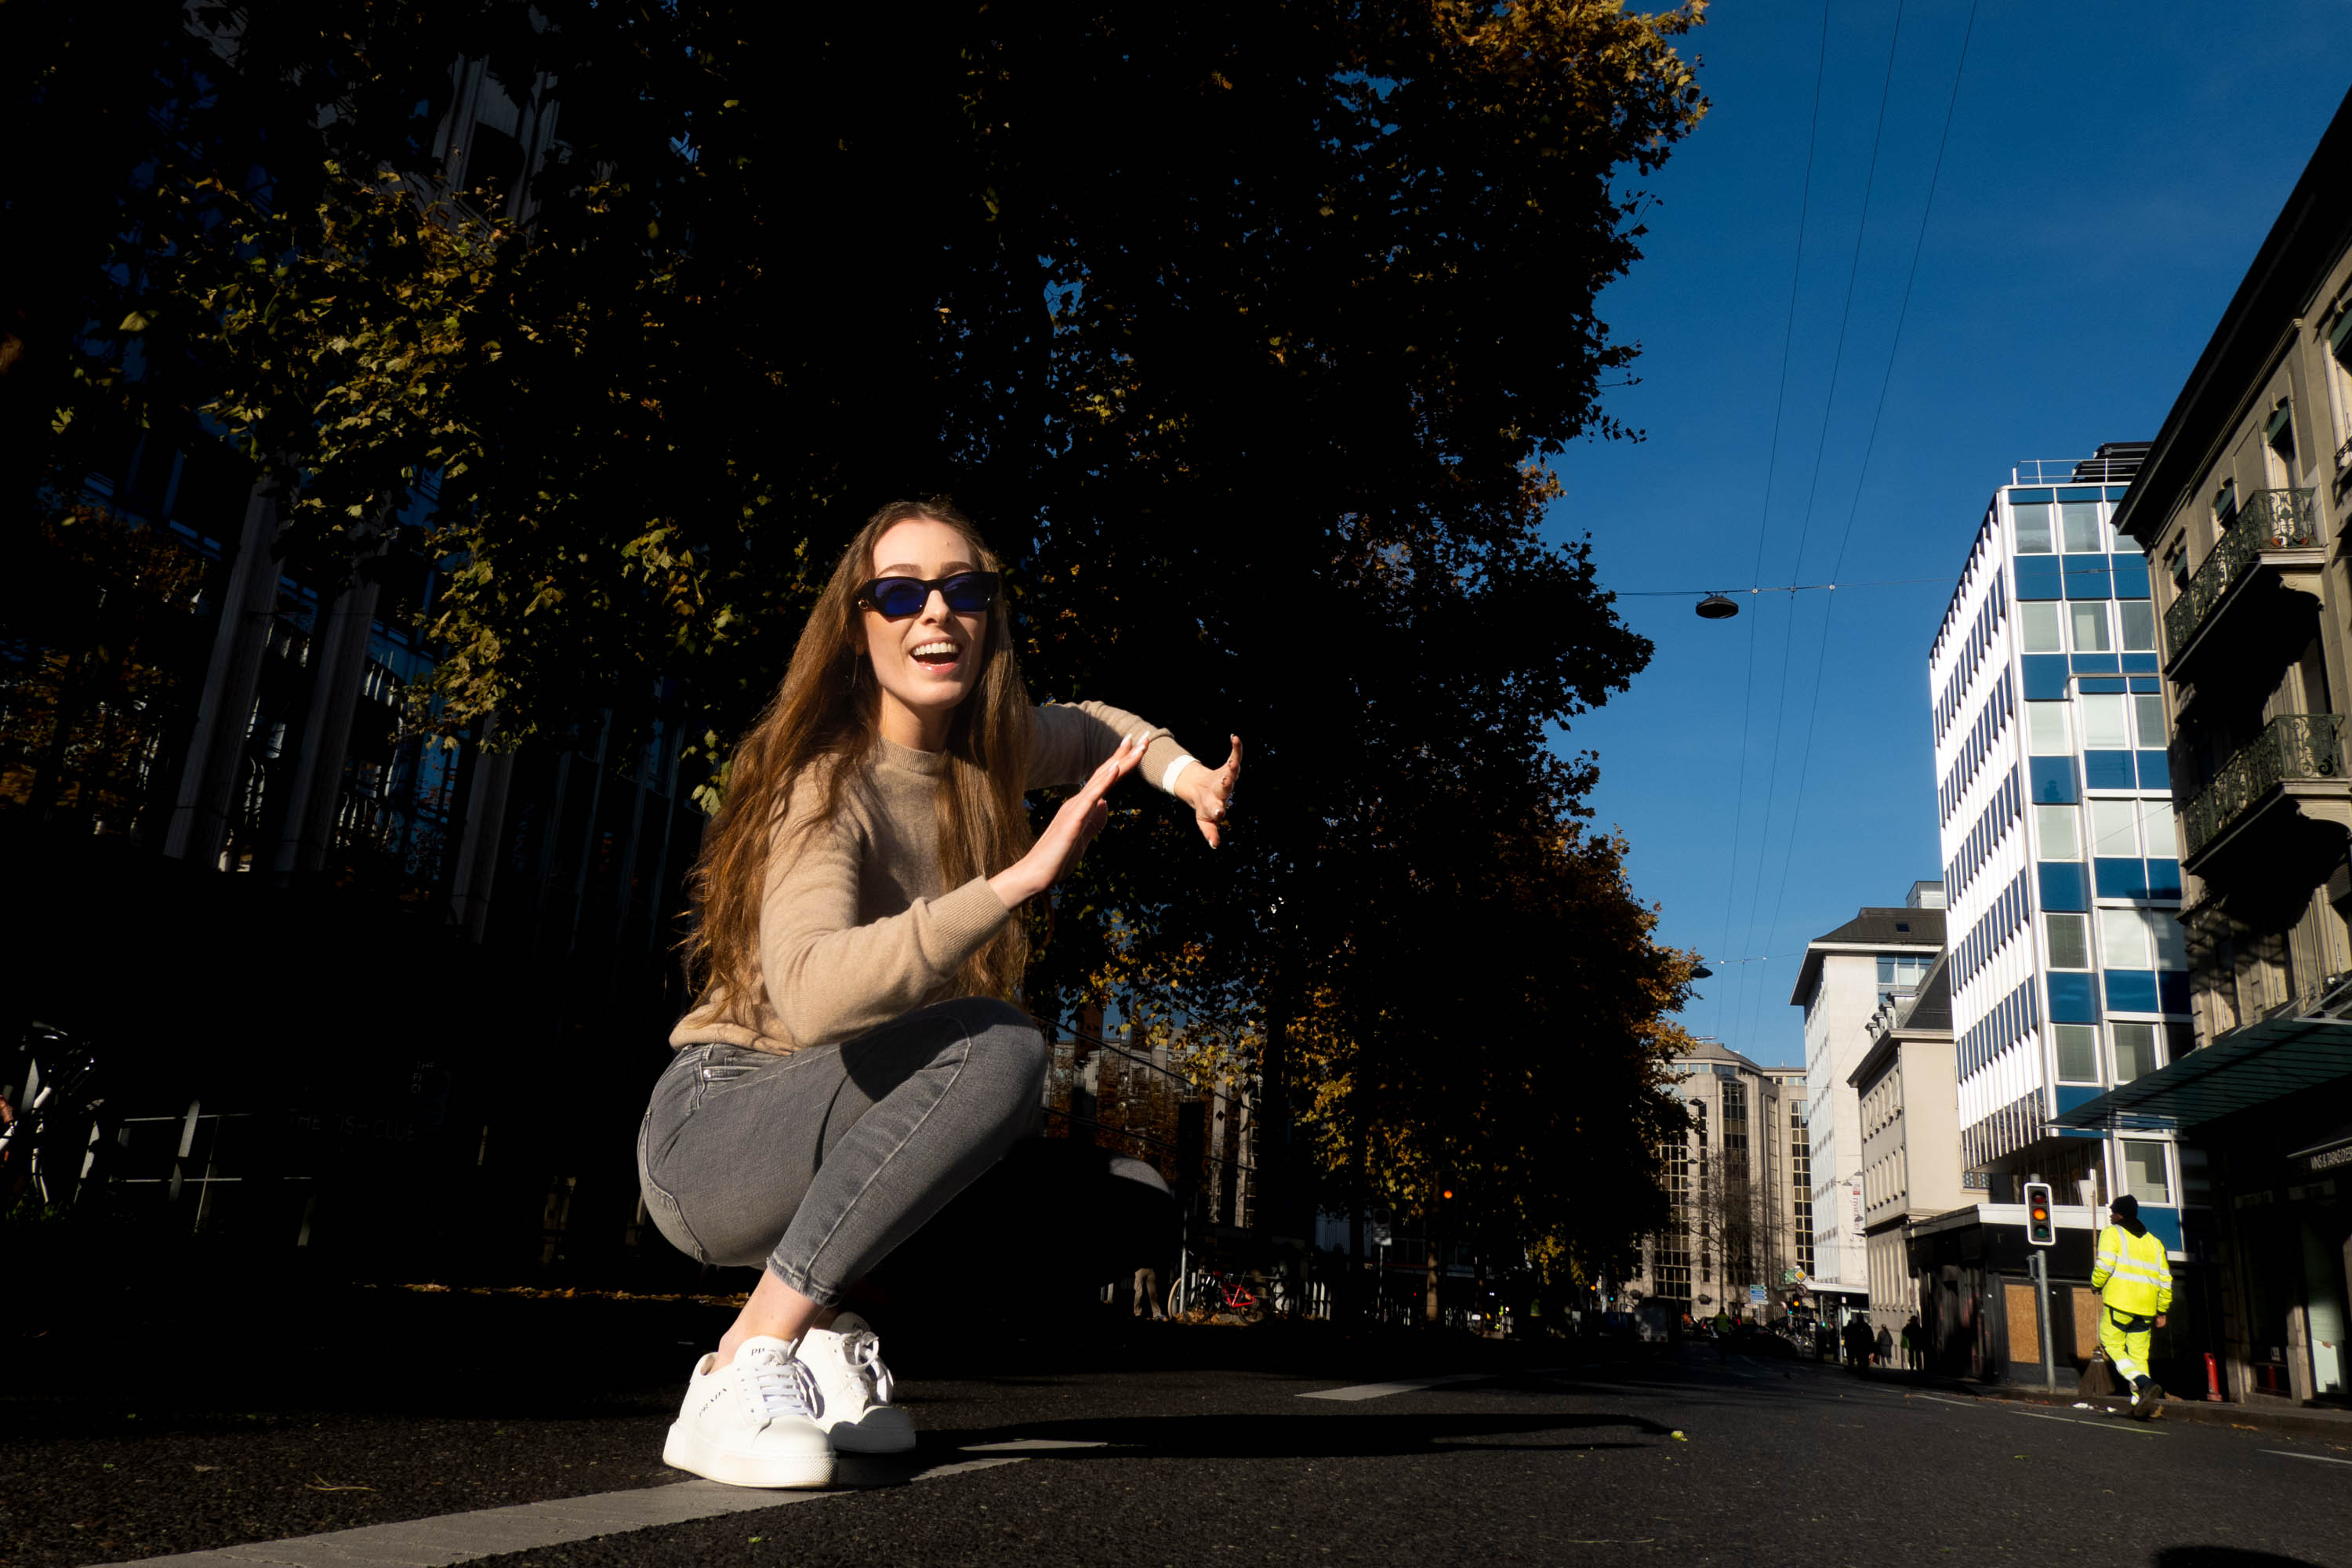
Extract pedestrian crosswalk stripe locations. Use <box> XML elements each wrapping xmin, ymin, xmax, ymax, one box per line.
<box><xmin>90</xmin><ymin>1451</ymin><xmax>1054</xmax><ymax>1567</ymax></box>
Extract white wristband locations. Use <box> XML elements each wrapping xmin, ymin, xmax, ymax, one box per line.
<box><xmin>1160</xmin><ymin>755</ymin><xmax>1196</xmax><ymax>794</ymax></box>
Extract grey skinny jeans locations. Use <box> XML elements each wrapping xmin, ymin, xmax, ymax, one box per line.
<box><xmin>637</xmin><ymin>996</ymin><xmax>1047</xmax><ymax>1304</ymax></box>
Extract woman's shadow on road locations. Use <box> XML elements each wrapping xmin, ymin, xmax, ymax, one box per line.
<box><xmin>829</xmin><ymin>1407</ymin><xmax>1671</xmax><ymax>1486</ymax></box>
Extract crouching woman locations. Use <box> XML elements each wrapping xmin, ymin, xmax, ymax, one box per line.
<box><xmin>638</xmin><ymin>497</ymin><xmax>1240</xmax><ymax>1487</ymax></box>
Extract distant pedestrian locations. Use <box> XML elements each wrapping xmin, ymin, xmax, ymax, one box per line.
<box><xmin>1901</xmin><ymin>1314</ymin><xmax>1923</xmax><ymax>1370</ymax></box>
<box><xmin>1875</xmin><ymin>1324</ymin><xmax>1894</xmax><ymax>1367</ymax></box>
<box><xmin>1842</xmin><ymin>1316</ymin><xmax>1873</xmax><ymax>1369</ymax></box>
<box><xmin>1134</xmin><ymin>1265</ymin><xmax>1165</xmax><ymax>1319</ymax></box>
<box><xmin>2093</xmin><ymin>1195</ymin><xmax>2175</xmax><ymax>1421</ymax></box>
<box><xmin>637</xmin><ymin>499</ymin><xmax>1243</xmax><ymax>1490</ymax></box>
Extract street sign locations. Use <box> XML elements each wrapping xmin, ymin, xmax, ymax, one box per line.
<box><xmin>1748</xmin><ymin>1284</ymin><xmax>1767</xmax><ymax>1306</ymax></box>
<box><xmin>1367</xmin><ymin>1223</ymin><xmax>1392</xmax><ymax>1248</ymax></box>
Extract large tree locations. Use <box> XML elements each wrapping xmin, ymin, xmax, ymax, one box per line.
<box><xmin>12</xmin><ymin>0</ymin><xmax>1709</xmax><ymax>1261</ymax></box>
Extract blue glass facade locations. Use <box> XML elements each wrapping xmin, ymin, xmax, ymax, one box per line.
<box><xmin>1934</xmin><ymin>477</ymin><xmax>2188</xmax><ymax>1238</ymax></box>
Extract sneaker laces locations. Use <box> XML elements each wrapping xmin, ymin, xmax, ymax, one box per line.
<box><xmin>735</xmin><ymin>1346</ymin><xmax>822</xmax><ymax>1425</ymax></box>
<box><xmin>839</xmin><ymin>1327</ymin><xmax>895</xmax><ymax>1406</ymax></box>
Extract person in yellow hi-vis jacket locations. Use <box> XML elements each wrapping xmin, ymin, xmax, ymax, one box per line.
<box><xmin>2092</xmin><ymin>1194</ymin><xmax>2174</xmax><ymax>1420</ymax></box>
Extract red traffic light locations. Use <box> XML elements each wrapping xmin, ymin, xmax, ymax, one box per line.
<box><xmin>1441</xmin><ymin>1189</ymin><xmax>1454</xmax><ymax>1201</ymax></box>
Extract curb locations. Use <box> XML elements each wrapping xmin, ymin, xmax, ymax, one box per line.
<box><xmin>1983</xmin><ymin>1386</ymin><xmax>2352</xmax><ymax>1441</ymax></box>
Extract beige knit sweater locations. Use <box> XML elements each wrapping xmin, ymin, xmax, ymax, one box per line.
<box><xmin>669</xmin><ymin>701</ymin><xmax>1195</xmax><ymax>1055</ymax></box>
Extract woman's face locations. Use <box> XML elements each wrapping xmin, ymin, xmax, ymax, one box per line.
<box><xmin>860</xmin><ymin>517</ymin><xmax>990</xmax><ymax>746</ymax></box>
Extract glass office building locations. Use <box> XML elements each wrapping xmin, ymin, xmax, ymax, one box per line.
<box><xmin>1928</xmin><ymin>462</ymin><xmax>2192</xmax><ymax>1250</ymax></box>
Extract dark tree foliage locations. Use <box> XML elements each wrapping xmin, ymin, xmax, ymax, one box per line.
<box><xmin>7</xmin><ymin>0</ymin><xmax>1710</xmax><ymax>1274</ymax></box>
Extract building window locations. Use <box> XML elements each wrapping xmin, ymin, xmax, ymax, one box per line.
<box><xmin>2027</xmin><ymin>702</ymin><xmax>2072</xmax><ymax>754</ymax></box>
<box><xmin>2141</xmin><ymin>800</ymin><xmax>2179</xmax><ymax>859</ymax></box>
<box><xmin>2214</xmin><ymin>479</ymin><xmax>2238</xmax><ymax>531</ymax></box>
<box><xmin>2069</xmin><ymin>601</ymin><xmax>2112</xmax><ymax>652</ymax></box>
<box><xmin>2015</xmin><ymin>502</ymin><xmax>2055</xmax><ymax>554</ymax></box>
<box><xmin>2099</xmin><ymin>906</ymin><xmax>2187</xmax><ymax>970</ymax></box>
<box><xmin>2036</xmin><ymin>803</ymin><xmax>2082</xmax><ymax>859</ymax></box>
<box><xmin>2060</xmin><ymin>501</ymin><xmax>2103</xmax><ymax>553</ymax></box>
<box><xmin>2119</xmin><ymin>601</ymin><xmax>2158</xmax><ymax>652</ymax></box>
<box><xmin>2267</xmin><ymin>399</ymin><xmax>2297</xmax><ymax>485</ymax></box>
<box><xmin>2081</xmin><ymin>693</ymin><xmax>2130</xmax><ymax>750</ymax></box>
<box><xmin>2054</xmin><ymin>1023</ymin><xmax>2102</xmax><ymax>1083</ymax></box>
<box><xmin>2089</xmin><ymin>798</ymin><xmax>2140</xmax><ymax>858</ymax></box>
<box><xmin>2020</xmin><ymin>600</ymin><xmax>2063</xmax><ymax>653</ymax></box>
<box><xmin>2099</xmin><ymin>907</ymin><xmax>2152</xmax><ymax>968</ymax></box>
<box><xmin>1877</xmin><ymin>954</ymin><xmax>1933</xmax><ymax>994</ymax></box>
<box><xmin>2111</xmin><ymin>1022</ymin><xmax>2168</xmax><ymax>1084</ymax></box>
<box><xmin>2121</xmin><ymin>1139</ymin><xmax>2172</xmax><ymax>1204</ymax></box>
<box><xmin>2046</xmin><ymin>912</ymin><xmax>2092</xmax><ymax>970</ymax></box>
<box><xmin>2132</xmin><ymin>693</ymin><xmax>2168</xmax><ymax>750</ymax></box>
<box><xmin>2051</xmin><ymin>1025</ymin><xmax>2107</xmax><ymax>1086</ymax></box>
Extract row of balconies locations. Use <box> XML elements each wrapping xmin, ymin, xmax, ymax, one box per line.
<box><xmin>2160</xmin><ymin>488</ymin><xmax>2352</xmax><ymax>886</ymax></box>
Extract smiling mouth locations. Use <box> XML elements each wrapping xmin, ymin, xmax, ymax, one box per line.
<box><xmin>911</xmin><ymin>640</ymin><xmax>961</xmax><ymax>668</ymax></box>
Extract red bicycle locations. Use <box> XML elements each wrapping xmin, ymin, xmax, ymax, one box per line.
<box><xmin>1171</xmin><ymin>1267</ymin><xmax>1266</xmax><ymax>1323</ymax></box>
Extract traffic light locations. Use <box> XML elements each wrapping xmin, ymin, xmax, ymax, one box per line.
<box><xmin>2024</xmin><ymin>1181</ymin><xmax>2055</xmax><ymax>1247</ymax></box>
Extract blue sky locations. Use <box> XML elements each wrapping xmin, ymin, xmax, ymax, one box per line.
<box><xmin>1544</xmin><ymin>2</ymin><xmax>2352</xmax><ymax>1067</ymax></box>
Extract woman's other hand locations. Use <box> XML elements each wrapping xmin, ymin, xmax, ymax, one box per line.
<box><xmin>1178</xmin><ymin>735</ymin><xmax>1243</xmax><ymax>848</ymax></box>
<box><xmin>989</xmin><ymin>733</ymin><xmax>1145</xmax><ymax>908</ymax></box>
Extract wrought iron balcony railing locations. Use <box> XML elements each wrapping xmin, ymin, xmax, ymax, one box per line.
<box><xmin>2180</xmin><ymin>712</ymin><xmax>2347</xmax><ymax>860</ymax></box>
<box><xmin>2162</xmin><ymin>488</ymin><xmax>2320</xmax><ymax>663</ymax></box>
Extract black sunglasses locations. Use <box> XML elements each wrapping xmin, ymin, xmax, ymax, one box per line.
<box><xmin>856</xmin><ymin>571</ymin><xmax>1002</xmax><ymax>619</ymax></box>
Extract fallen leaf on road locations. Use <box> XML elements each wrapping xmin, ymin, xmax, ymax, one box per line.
<box><xmin>2231</xmin><ymin>1423</ymin><xmax>2258</xmax><ymax>1430</ymax></box>
<box><xmin>193</xmin><ymin>1465</ymin><xmax>216</xmax><ymax>1473</ymax></box>
<box><xmin>307</xmin><ymin>1477</ymin><xmax>376</xmax><ymax>1492</ymax></box>
<box><xmin>1669</xmin><ymin>1431</ymin><xmax>1687</xmax><ymax>1441</ymax></box>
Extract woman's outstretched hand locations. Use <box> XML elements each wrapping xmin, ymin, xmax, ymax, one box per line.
<box><xmin>1176</xmin><ymin>734</ymin><xmax>1243</xmax><ymax>848</ymax></box>
<box><xmin>989</xmin><ymin>732</ymin><xmax>1146</xmax><ymax>909</ymax></box>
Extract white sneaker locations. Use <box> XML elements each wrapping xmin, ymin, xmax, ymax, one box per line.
<box><xmin>798</xmin><ymin>1312</ymin><xmax>916</xmax><ymax>1454</ymax></box>
<box><xmin>662</xmin><ymin>1336</ymin><xmax>836</xmax><ymax>1488</ymax></box>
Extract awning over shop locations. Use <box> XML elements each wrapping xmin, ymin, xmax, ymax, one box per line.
<box><xmin>2052</xmin><ymin>1013</ymin><xmax>2352</xmax><ymax>1131</ymax></box>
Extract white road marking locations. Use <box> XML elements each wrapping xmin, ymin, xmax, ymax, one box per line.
<box><xmin>1298</xmin><ymin>1373</ymin><xmax>1492</xmax><ymax>1402</ymax></box>
<box><xmin>2262</xmin><ymin>1449</ymin><xmax>2352</xmax><ymax>1467</ymax></box>
<box><xmin>95</xmin><ymin>1450</ymin><xmax>1067</xmax><ymax>1568</ymax></box>
<box><xmin>2005</xmin><ymin>1406</ymin><xmax>2161</xmax><ymax>1434</ymax></box>
<box><xmin>1908</xmin><ymin>1393</ymin><xmax>1980</xmax><ymax>1410</ymax></box>
<box><xmin>960</xmin><ymin>1439</ymin><xmax>1112</xmax><ymax>1452</ymax></box>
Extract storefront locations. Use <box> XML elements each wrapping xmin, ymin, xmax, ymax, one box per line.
<box><xmin>2056</xmin><ymin>1011</ymin><xmax>2352</xmax><ymax>1406</ymax></box>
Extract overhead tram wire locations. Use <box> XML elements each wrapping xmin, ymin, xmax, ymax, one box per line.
<box><xmin>1619</xmin><ymin>575</ymin><xmax>1963</xmax><ymax>597</ymax></box>
<box><xmin>1711</xmin><ymin>0</ymin><xmax>1832</xmax><ymax>1044</ymax></box>
<box><xmin>1746</xmin><ymin>0</ymin><xmax>1982</xmax><ymax>1048</ymax></box>
<box><xmin>1729</xmin><ymin>0</ymin><xmax>1910</xmax><ymax>1057</ymax></box>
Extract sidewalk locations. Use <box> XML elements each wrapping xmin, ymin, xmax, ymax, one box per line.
<box><xmin>1987</xmin><ymin>1382</ymin><xmax>2352</xmax><ymax>1440</ymax></box>
<box><xmin>1833</xmin><ymin>1363</ymin><xmax>2352</xmax><ymax>1441</ymax></box>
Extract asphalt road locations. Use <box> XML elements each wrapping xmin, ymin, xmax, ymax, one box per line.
<box><xmin>8</xmin><ymin>1294</ymin><xmax>2350</xmax><ymax>1568</ymax></box>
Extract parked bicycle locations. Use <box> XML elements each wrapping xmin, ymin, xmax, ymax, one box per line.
<box><xmin>1</xmin><ymin>1022</ymin><xmax>106</xmax><ymax>1211</ymax></box>
<box><xmin>1171</xmin><ymin>1267</ymin><xmax>1265</xmax><ymax>1324</ymax></box>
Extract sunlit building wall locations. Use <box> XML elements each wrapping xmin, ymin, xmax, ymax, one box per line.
<box><xmin>1926</xmin><ymin>454</ymin><xmax>2193</xmax><ymax>1249</ymax></box>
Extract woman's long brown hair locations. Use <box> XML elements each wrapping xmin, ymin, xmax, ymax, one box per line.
<box><xmin>681</xmin><ymin>499</ymin><xmax>1035</xmax><ymax>1035</ymax></box>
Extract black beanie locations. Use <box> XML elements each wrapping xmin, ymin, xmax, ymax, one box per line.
<box><xmin>2111</xmin><ymin>1195</ymin><xmax>2139</xmax><ymax>1220</ymax></box>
